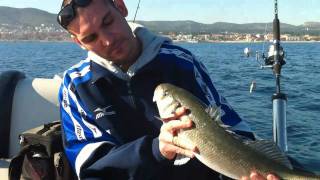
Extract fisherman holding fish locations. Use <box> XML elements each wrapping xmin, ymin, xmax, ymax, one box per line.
<box><xmin>57</xmin><ymin>0</ymin><xmax>281</xmax><ymax>179</ymax></box>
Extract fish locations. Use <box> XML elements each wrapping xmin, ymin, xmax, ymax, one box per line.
<box><xmin>153</xmin><ymin>83</ymin><xmax>320</xmax><ymax>180</ymax></box>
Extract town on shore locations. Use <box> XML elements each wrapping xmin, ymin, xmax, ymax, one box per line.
<box><xmin>166</xmin><ymin>32</ymin><xmax>320</xmax><ymax>43</ymax></box>
<box><xmin>0</xmin><ymin>23</ymin><xmax>319</xmax><ymax>42</ymax></box>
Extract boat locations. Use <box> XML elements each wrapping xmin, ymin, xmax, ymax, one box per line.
<box><xmin>186</xmin><ymin>39</ymin><xmax>199</xmax><ymax>43</ymax></box>
<box><xmin>0</xmin><ymin>71</ymin><xmax>61</xmax><ymax>179</ymax></box>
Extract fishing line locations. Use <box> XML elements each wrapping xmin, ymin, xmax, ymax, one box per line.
<box><xmin>262</xmin><ymin>23</ymin><xmax>268</xmax><ymax>56</ymax></box>
<box><xmin>133</xmin><ymin>0</ymin><xmax>141</xmax><ymax>23</ymax></box>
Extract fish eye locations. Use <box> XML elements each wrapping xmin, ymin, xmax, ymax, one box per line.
<box><xmin>164</xmin><ymin>90</ymin><xmax>169</xmax><ymax>96</ymax></box>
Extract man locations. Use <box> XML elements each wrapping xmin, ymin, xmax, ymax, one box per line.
<box><xmin>57</xmin><ymin>0</ymin><xmax>278</xmax><ymax>179</ymax></box>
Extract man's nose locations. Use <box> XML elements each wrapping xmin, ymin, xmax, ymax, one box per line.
<box><xmin>100</xmin><ymin>31</ymin><xmax>114</xmax><ymax>47</ymax></box>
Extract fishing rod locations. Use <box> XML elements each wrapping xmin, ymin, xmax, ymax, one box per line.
<box><xmin>245</xmin><ymin>0</ymin><xmax>287</xmax><ymax>152</ymax></box>
<box><xmin>269</xmin><ymin>0</ymin><xmax>287</xmax><ymax>152</ymax></box>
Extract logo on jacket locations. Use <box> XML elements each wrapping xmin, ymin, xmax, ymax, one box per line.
<box><xmin>94</xmin><ymin>106</ymin><xmax>116</xmax><ymax>119</ymax></box>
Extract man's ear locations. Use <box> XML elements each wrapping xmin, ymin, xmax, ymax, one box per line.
<box><xmin>72</xmin><ymin>35</ymin><xmax>87</xmax><ymax>50</ymax></box>
<box><xmin>114</xmin><ymin>0</ymin><xmax>128</xmax><ymax>17</ymax></box>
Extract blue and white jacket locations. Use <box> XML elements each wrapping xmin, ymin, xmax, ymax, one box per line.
<box><xmin>59</xmin><ymin>23</ymin><xmax>254</xmax><ymax>180</ymax></box>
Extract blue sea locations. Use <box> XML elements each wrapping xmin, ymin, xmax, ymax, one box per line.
<box><xmin>0</xmin><ymin>41</ymin><xmax>319</xmax><ymax>173</ymax></box>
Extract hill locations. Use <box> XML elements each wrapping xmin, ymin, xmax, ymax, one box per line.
<box><xmin>135</xmin><ymin>20</ymin><xmax>305</xmax><ymax>34</ymax></box>
<box><xmin>0</xmin><ymin>6</ymin><xmax>319</xmax><ymax>35</ymax></box>
<box><xmin>0</xmin><ymin>6</ymin><xmax>58</xmax><ymax>27</ymax></box>
<box><xmin>303</xmin><ymin>22</ymin><xmax>320</xmax><ymax>29</ymax></box>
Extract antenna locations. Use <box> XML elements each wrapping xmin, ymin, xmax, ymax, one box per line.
<box><xmin>133</xmin><ymin>0</ymin><xmax>141</xmax><ymax>23</ymax></box>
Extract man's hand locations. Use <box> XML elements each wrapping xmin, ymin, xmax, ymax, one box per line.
<box><xmin>241</xmin><ymin>171</ymin><xmax>279</xmax><ymax>180</ymax></box>
<box><xmin>158</xmin><ymin>107</ymin><xmax>198</xmax><ymax>160</ymax></box>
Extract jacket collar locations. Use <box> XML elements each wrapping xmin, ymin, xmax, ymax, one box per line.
<box><xmin>90</xmin><ymin>60</ymin><xmax>116</xmax><ymax>83</ymax></box>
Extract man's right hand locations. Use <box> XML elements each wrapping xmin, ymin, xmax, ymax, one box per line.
<box><xmin>158</xmin><ymin>107</ymin><xmax>198</xmax><ymax>160</ymax></box>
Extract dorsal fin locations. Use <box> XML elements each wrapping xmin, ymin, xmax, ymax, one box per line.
<box><xmin>246</xmin><ymin>140</ymin><xmax>293</xmax><ymax>169</ymax></box>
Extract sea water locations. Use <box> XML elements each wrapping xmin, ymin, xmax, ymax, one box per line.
<box><xmin>0</xmin><ymin>41</ymin><xmax>319</xmax><ymax>173</ymax></box>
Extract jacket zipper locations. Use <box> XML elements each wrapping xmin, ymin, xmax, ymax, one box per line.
<box><xmin>126</xmin><ymin>81</ymin><xmax>137</xmax><ymax>108</ymax></box>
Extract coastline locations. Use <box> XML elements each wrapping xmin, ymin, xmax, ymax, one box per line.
<box><xmin>1</xmin><ymin>39</ymin><xmax>319</xmax><ymax>43</ymax></box>
<box><xmin>173</xmin><ymin>40</ymin><xmax>320</xmax><ymax>43</ymax></box>
<box><xmin>0</xmin><ymin>39</ymin><xmax>72</xmax><ymax>43</ymax></box>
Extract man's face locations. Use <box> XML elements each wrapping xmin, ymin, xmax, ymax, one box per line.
<box><xmin>68</xmin><ymin>0</ymin><xmax>137</xmax><ymax>65</ymax></box>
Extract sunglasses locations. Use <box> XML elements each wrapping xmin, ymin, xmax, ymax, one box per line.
<box><xmin>57</xmin><ymin>0</ymin><xmax>92</xmax><ymax>30</ymax></box>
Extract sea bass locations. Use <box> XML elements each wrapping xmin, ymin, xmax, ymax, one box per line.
<box><xmin>153</xmin><ymin>83</ymin><xmax>320</xmax><ymax>180</ymax></box>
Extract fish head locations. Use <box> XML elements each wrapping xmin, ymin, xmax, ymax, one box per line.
<box><xmin>153</xmin><ymin>83</ymin><xmax>182</xmax><ymax>119</ymax></box>
<box><xmin>153</xmin><ymin>83</ymin><xmax>217</xmax><ymax>127</ymax></box>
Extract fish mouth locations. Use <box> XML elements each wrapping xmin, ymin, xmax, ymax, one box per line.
<box><xmin>153</xmin><ymin>84</ymin><xmax>165</xmax><ymax>102</ymax></box>
<box><xmin>154</xmin><ymin>84</ymin><xmax>182</xmax><ymax>119</ymax></box>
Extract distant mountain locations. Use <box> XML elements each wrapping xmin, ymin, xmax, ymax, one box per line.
<box><xmin>303</xmin><ymin>22</ymin><xmax>320</xmax><ymax>30</ymax></box>
<box><xmin>0</xmin><ymin>6</ymin><xmax>319</xmax><ymax>35</ymax></box>
<box><xmin>0</xmin><ymin>6</ymin><xmax>58</xmax><ymax>26</ymax></box>
<box><xmin>135</xmin><ymin>20</ymin><xmax>304</xmax><ymax>34</ymax></box>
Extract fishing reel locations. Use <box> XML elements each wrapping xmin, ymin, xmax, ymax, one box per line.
<box><xmin>243</xmin><ymin>43</ymin><xmax>287</xmax><ymax>94</ymax></box>
<box><xmin>264</xmin><ymin>44</ymin><xmax>286</xmax><ymax>66</ymax></box>
<box><xmin>244</xmin><ymin>43</ymin><xmax>286</xmax><ymax>70</ymax></box>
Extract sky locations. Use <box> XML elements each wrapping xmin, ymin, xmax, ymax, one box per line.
<box><xmin>0</xmin><ymin>0</ymin><xmax>319</xmax><ymax>25</ymax></box>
